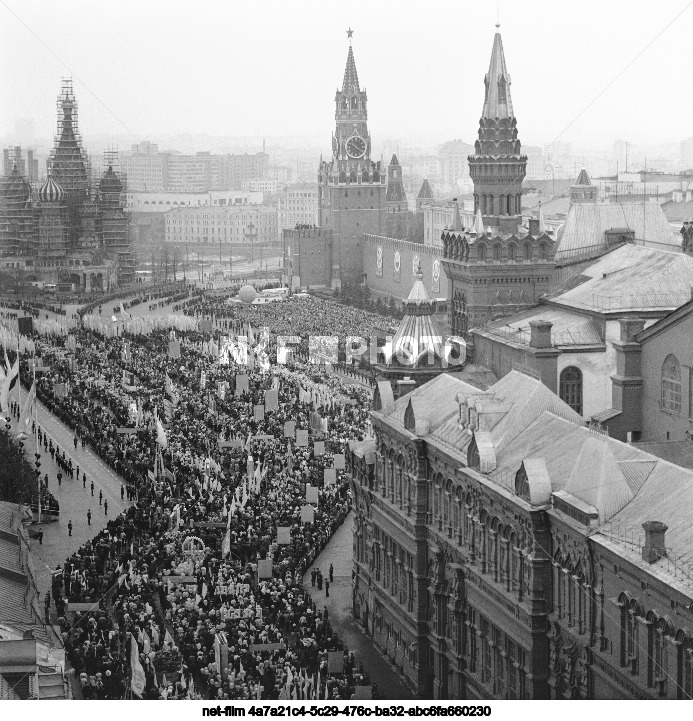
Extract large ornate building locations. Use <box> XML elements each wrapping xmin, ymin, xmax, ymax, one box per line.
<box><xmin>0</xmin><ymin>80</ymin><xmax>132</xmax><ymax>289</ymax></box>
<box><xmin>349</xmin><ymin>368</ymin><xmax>693</xmax><ymax>700</ymax></box>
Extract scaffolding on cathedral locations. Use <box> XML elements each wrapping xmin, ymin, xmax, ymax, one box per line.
<box><xmin>98</xmin><ymin>149</ymin><xmax>134</xmax><ymax>284</ymax></box>
<box><xmin>49</xmin><ymin>78</ymin><xmax>91</xmax><ymax>249</ymax></box>
<box><xmin>0</xmin><ymin>161</ymin><xmax>36</xmax><ymax>257</ymax></box>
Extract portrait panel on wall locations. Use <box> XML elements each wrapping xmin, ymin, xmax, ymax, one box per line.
<box><xmin>432</xmin><ymin>259</ymin><xmax>441</xmax><ymax>293</ymax></box>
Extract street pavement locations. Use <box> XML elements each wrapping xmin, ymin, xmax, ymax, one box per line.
<box><xmin>303</xmin><ymin>511</ymin><xmax>414</xmax><ymax>700</ymax></box>
<box><xmin>6</xmin><ymin>396</ymin><xmax>132</xmax><ymax>598</ymax></box>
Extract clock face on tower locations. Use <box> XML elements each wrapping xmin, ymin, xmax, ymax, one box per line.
<box><xmin>346</xmin><ymin>135</ymin><xmax>366</xmax><ymax>159</ymax></box>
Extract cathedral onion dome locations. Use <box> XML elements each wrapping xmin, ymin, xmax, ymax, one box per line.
<box><xmin>38</xmin><ymin>170</ymin><xmax>64</xmax><ymax>202</ymax></box>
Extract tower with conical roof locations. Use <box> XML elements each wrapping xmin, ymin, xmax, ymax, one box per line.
<box><xmin>374</xmin><ymin>260</ymin><xmax>461</xmax><ymax>395</ymax></box>
<box><xmin>468</xmin><ymin>27</ymin><xmax>526</xmax><ymax>232</ymax></box>
<box><xmin>317</xmin><ymin>31</ymin><xmax>387</xmax><ymax>287</ymax></box>
<box><xmin>570</xmin><ymin>167</ymin><xmax>598</xmax><ymax>206</ymax></box>
<box><xmin>415</xmin><ymin>178</ymin><xmax>435</xmax><ymax>214</ymax></box>
<box><xmin>385</xmin><ymin>154</ymin><xmax>408</xmax><ymax>239</ymax></box>
<box><xmin>441</xmin><ymin>27</ymin><xmax>554</xmax><ymax>337</ymax></box>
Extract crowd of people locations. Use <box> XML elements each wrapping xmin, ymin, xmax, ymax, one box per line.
<box><xmin>186</xmin><ymin>294</ymin><xmax>394</xmax><ymax>339</ymax></box>
<box><xmin>18</xmin><ymin>292</ymin><xmax>381</xmax><ymax>701</ymax></box>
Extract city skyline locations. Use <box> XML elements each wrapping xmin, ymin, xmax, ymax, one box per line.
<box><xmin>1</xmin><ymin>0</ymin><xmax>692</xmax><ymax>152</ymax></box>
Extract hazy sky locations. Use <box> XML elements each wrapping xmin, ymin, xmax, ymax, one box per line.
<box><xmin>1</xmin><ymin>0</ymin><xmax>692</xmax><ymax>151</ymax></box>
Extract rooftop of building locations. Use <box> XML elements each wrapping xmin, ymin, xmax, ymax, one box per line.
<box><xmin>476</xmin><ymin>305</ymin><xmax>604</xmax><ymax>348</ymax></box>
<box><xmin>632</xmin><ymin>440</ymin><xmax>693</xmax><ymax>470</ymax></box>
<box><xmin>372</xmin><ymin>362</ymin><xmax>693</xmax><ymax>590</ymax></box>
<box><xmin>375</xmin><ymin>369</ymin><xmax>582</xmax><ymax>458</ymax></box>
<box><xmin>522</xmin><ymin>178</ymin><xmax>574</xmax><ymax>197</ymax></box>
<box><xmin>485</xmin><ymin>412</ymin><xmax>693</xmax><ymax>573</ymax></box>
<box><xmin>547</xmin><ymin>243</ymin><xmax>693</xmax><ymax>314</ymax></box>
<box><xmin>553</xmin><ymin>201</ymin><xmax>678</xmax><ymax>262</ymax></box>
<box><xmin>0</xmin><ymin>502</ymin><xmax>52</xmax><ymax>648</ymax></box>
<box><xmin>662</xmin><ymin>199</ymin><xmax>693</xmax><ymax>222</ymax></box>
<box><xmin>522</xmin><ymin>195</ymin><xmax>571</xmax><ymax>218</ymax></box>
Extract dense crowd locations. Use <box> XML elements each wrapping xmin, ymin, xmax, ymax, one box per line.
<box><xmin>186</xmin><ymin>295</ymin><xmax>395</xmax><ymax>339</ymax></box>
<box><xmin>22</xmin><ymin>301</ymin><xmax>378</xmax><ymax>701</ymax></box>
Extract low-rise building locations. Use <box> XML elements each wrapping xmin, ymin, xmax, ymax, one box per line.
<box><xmin>126</xmin><ymin>189</ymin><xmax>263</xmax><ymax>213</ymax></box>
<box><xmin>278</xmin><ymin>183</ymin><xmax>318</xmax><ymax>238</ymax></box>
<box><xmin>164</xmin><ymin>204</ymin><xmax>278</xmax><ymax>245</ymax></box>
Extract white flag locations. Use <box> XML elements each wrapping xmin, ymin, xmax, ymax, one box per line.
<box><xmin>130</xmin><ymin>634</ymin><xmax>146</xmax><ymax>697</ymax></box>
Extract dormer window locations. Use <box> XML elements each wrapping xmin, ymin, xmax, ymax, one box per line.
<box><xmin>514</xmin><ymin>465</ymin><xmax>530</xmax><ymax>501</ymax></box>
<box><xmin>404</xmin><ymin>400</ymin><xmax>415</xmax><ymax>432</ymax></box>
<box><xmin>467</xmin><ymin>436</ymin><xmax>480</xmax><ymax>470</ymax></box>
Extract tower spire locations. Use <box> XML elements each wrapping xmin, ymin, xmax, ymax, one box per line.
<box><xmin>468</xmin><ymin>30</ymin><xmax>526</xmax><ymax>228</ymax></box>
<box><xmin>482</xmin><ymin>30</ymin><xmax>513</xmax><ymax>119</ymax></box>
<box><xmin>342</xmin><ymin>40</ymin><xmax>360</xmax><ymax>93</ymax></box>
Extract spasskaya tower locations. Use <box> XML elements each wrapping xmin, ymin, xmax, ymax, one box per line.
<box><xmin>318</xmin><ymin>29</ymin><xmax>387</xmax><ymax>288</ymax></box>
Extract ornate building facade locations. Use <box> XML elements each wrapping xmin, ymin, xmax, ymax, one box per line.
<box><xmin>318</xmin><ymin>36</ymin><xmax>387</xmax><ymax>287</ymax></box>
<box><xmin>0</xmin><ymin>80</ymin><xmax>132</xmax><ymax>289</ymax></box>
<box><xmin>349</xmin><ymin>369</ymin><xmax>693</xmax><ymax>700</ymax></box>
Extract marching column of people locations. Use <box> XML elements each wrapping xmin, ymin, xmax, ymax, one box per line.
<box><xmin>27</xmin><ymin>310</ymin><xmax>377</xmax><ymax>700</ymax></box>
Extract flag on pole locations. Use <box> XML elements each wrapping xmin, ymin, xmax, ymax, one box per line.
<box><xmin>0</xmin><ymin>349</ymin><xmax>19</xmax><ymax>412</ymax></box>
<box><xmin>130</xmin><ymin>635</ymin><xmax>146</xmax><ymax>697</ymax></box>
<box><xmin>18</xmin><ymin>381</ymin><xmax>36</xmax><ymax>433</ymax></box>
<box><xmin>164</xmin><ymin>629</ymin><xmax>175</xmax><ymax>648</ymax></box>
<box><xmin>222</xmin><ymin>527</ymin><xmax>231</xmax><ymax>558</ymax></box>
<box><xmin>156</xmin><ymin>412</ymin><xmax>168</xmax><ymax>449</ymax></box>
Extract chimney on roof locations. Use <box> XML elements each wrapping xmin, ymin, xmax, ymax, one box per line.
<box><xmin>642</xmin><ymin>521</ymin><xmax>668</xmax><ymax>564</ymax></box>
<box><xmin>528</xmin><ymin>217</ymin><xmax>540</xmax><ymax>236</ymax></box>
<box><xmin>619</xmin><ymin>318</ymin><xmax>646</xmax><ymax>342</ymax></box>
<box><xmin>396</xmin><ymin>377</ymin><xmax>416</xmax><ymax>399</ymax></box>
<box><xmin>529</xmin><ymin>320</ymin><xmax>552</xmax><ymax>349</ymax></box>
<box><xmin>609</xmin><ymin>318</ymin><xmax>644</xmax><ymax>442</ymax></box>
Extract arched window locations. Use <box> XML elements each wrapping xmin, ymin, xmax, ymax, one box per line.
<box><xmin>477</xmin><ymin>243</ymin><xmax>486</xmax><ymax>261</ymax></box>
<box><xmin>539</xmin><ymin>242</ymin><xmax>548</xmax><ymax>260</ymax></box>
<box><xmin>559</xmin><ymin>366</ymin><xmax>583</xmax><ymax>415</ymax></box>
<box><xmin>523</xmin><ymin>242</ymin><xmax>532</xmax><ymax>260</ymax></box>
<box><xmin>493</xmin><ymin>243</ymin><xmax>501</xmax><ymax>261</ymax></box>
<box><xmin>662</xmin><ymin>354</ymin><xmax>682</xmax><ymax>414</ymax></box>
<box><xmin>508</xmin><ymin>243</ymin><xmax>517</xmax><ymax>261</ymax></box>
